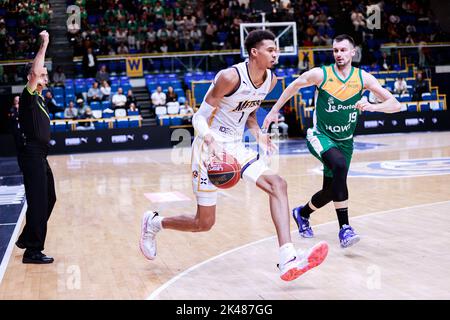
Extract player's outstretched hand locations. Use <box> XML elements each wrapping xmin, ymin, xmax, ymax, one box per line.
<box><xmin>262</xmin><ymin>109</ymin><xmax>278</xmax><ymax>131</ymax></box>
<box><xmin>258</xmin><ymin>133</ymin><xmax>278</xmax><ymax>156</ymax></box>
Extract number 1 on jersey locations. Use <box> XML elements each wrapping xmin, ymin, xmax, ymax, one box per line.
<box><xmin>238</xmin><ymin>111</ymin><xmax>245</xmax><ymax>123</ymax></box>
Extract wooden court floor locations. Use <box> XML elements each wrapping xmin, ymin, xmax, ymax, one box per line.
<box><xmin>0</xmin><ymin>131</ymin><xmax>449</xmax><ymax>299</ymax></box>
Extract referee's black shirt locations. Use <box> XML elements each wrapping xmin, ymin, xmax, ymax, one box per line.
<box><xmin>19</xmin><ymin>85</ymin><xmax>51</xmax><ymax>146</ymax></box>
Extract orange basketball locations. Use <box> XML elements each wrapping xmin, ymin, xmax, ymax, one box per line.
<box><xmin>207</xmin><ymin>153</ymin><xmax>241</xmax><ymax>189</ymax></box>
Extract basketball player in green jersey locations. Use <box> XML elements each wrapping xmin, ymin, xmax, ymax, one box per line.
<box><xmin>263</xmin><ymin>34</ymin><xmax>402</xmax><ymax>248</ymax></box>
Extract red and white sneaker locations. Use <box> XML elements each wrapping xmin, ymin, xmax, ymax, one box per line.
<box><xmin>279</xmin><ymin>241</ymin><xmax>329</xmax><ymax>281</ymax></box>
<box><xmin>139</xmin><ymin>211</ymin><xmax>161</xmax><ymax>260</ymax></box>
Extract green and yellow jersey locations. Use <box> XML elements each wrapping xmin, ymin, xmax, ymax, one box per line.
<box><xmin>314</xmin><ymin>64</ymin><xmax>364</xmax><ymax>141</ymax></box>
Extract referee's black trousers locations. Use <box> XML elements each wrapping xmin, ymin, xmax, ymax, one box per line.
<box><xmin>17</xmin><ymin>143</ymin><xmax>56</xmax><ymax>253</ymax></box>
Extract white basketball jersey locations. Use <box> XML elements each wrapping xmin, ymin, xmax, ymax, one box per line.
<box><xmin>204</xmin><ymin>61</ymin><xmax>273</xmax><ymax>141</ymax></box>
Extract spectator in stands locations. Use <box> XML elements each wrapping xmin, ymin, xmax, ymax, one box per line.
<box><xmin>146</xmin><ymin>25</ymin><xmax>157</xmax><ymax>52</ymax></box>
<box><xmin>179</xmin><ymin>100</ymin><xmax>193</xmax><ymax>124</ymax></box>
<box><xmin>64</xmin><ymin>101</ymin><xmax>78</xmax><ymax>119</ymax></box>
<box><xmin>379</xmin><ymin>51</ymin><xmax>391</xmax><ymax>71</ymax></box>
<box><xmin>127</xmin><ymin>30</ymin><xmax>137</xmax><ymax>50</ymax></box>
<box><xmin>44</xmin><ymin>91</ymin><xmax>62</xmax><ymax>115</ymax></box>
<box><xmin>412</xmin><ymin>71</ymin><xmax>429</xmax><ymax>101</ymax></box>
<box><xmin>115</xmin><ymin>27</ymin><xmax>128</xmax><ymax>44</ymax></box>
<box><xmin>351</xmin><ymin>9</ymin><xmax>365</xmax><ymax>31</ymax></box>
<box><xmin>96</xmin><ymin>64</ymin><xmax>110</xmax><ymax>84</ymax></box>
<box><xmin>151</xmin><ymin>86</ymin><xmax>166</xmax><ymax>108</ymax></box>
<box><xmin>76</xmin><ymin>98</ymin><xmax>89</xmax><ymax>116</ymax></box>
<box><xmin>277</xmin><ymin>113</ymin><xmax>289</xmax><ymax>139</ymax></box>
<box><xmin>394</xmin><ymin>77</ymin><xmax>408</xmax><ymax>95</ymax></box>
<box><xmin>87</xmin><ymin>81</ymin><xmax>103</xmax><ymax>103</ymax></box>
<box><xmin>107</xmin><ymin>45</ymin><xmax>116</xmax><ymax>56</ymax></box>
<box><xmin>405</xmin><ymin>34</ymin><xmax>415</xmax><ymax>44</ymax></box>
<box><xmin>167</xmin><ymin>25</ymin><xmax>179</xmax><ymax>51</ymax></box>
<box><xmin>128</xmin><ymin>103</ymin><xmax>139</xmax><ymax>113</ymax></box>
<box><xmin>204</xmin><ymin>21</ymin><xmax>217</xmax><ymax>50</ymax></box>
<box><xmin>82</xmin><ymin>47</ymin><xmax>97</xmax><ymax>78</ymax></box>
<box><xmin>159</xmin><ymin>41</ymin><xmax>169</xmax><ymax>53</ymax></box>
<box><xmin>100</xmin><ymin>80</ymin><xmax>111</xmax><ymax>101</ymax></box>
<box><xmin>76</xmin><ymin>107</ymin><xmax>95</xmax><ymax>131</ymax></box>
<box><xmin>117</xmin><ymin>42</ymin><xmax>129</xmax><ymax>54</ymax></box>
<box><xmin>52</xmin><ymin>66</ymin><xmax>66</xmax><ymax>87</ymax></box>
<box><xmin>154</xmin><ymin>1</ymin><xmax>165</xmax><ymax>24</ymax></box>
<box><xmin>166</xmin><ymin>86</ymin><xmax>178</xmax><ymax>103</ymax></box>
<box><xmin>181</xmin><ymin>29</ymin><xmax>193</xmax><ymax>51</ymax></box>
<box><xmin>179</xmin><ymin>101</ymin><xmax>194</xmax><ymax>115</ymax></box>
<box><xmin>190</xmin><ymin>25</ymin><xmax>202</xmax><ymax>48</ymax></box>
<box><xmin>126</xmin><ymin>89</ymin><xmax>138</xmax><ymax>110</ymax></box>
<box><xmin>157</xmin><ymin>26</ymin><xmax>170</xmax><ymax>43</ymax></box>
<box><xmin>112</xmin><ymin>87</ymin><xmax>127</xmax><ymax>109</ymax></box>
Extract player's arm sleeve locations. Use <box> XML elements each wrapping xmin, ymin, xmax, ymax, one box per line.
<box><xmin>192</xmin><ymin>101</ymin><xmax>214</xmax><ymax>138</ymax></box>
<box><xmin>192</xmin><ymin>68</ymin><xmax>239</xmax><ymax>138</ymax></box>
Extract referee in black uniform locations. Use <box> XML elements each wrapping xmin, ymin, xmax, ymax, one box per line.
<box><xmin>15</xmin><ymin>30</ymin><xmax>56</xmax><ymax>264</ymax></box>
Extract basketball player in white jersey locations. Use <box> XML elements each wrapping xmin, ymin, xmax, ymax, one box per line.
<box><xmin>140</xmin><ymin>30</ymin><xmax>328</xmax><ymax>281</ymax></box>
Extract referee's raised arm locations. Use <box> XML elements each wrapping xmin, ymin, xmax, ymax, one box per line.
<box><xmin>27</xmin><ymin>31</ymin><xmax>50</xmax><ymax>93</ymax></box>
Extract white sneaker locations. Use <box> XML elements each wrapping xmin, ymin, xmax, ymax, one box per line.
<box><xmin>139</xmin><ymin>211</ymin><xmax>161</xmax><ymax>260</ymax></box>
<box><xmin>279</xmin><ymin>241</ymin><xmax>329</xmax><ymax>281</ymax></box>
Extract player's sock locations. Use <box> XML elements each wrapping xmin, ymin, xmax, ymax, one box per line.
<box><xmin>300</xmin><ymin>203</ymin><xmax>314</xmax><ymax>219</ymax></box>
<box><xmin>279</xmin><ymin>242</ymin><xmax>297</xmax><ymax>264</ymax></box>
<box><xmin>336</xmin><ymin>208</ymin><xmax>349</xmax><ymax>229</ymax></box>
<box><xmin>152</xmin><ymin>215</ymin><xmax>164</xmax><ymax>230</ymax></box>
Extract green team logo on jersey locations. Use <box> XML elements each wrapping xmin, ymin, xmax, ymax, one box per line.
<box><xmin>315</xmin><ymin>89</ymin><xmax>361</xmax><ymax>140</ymax></box>
<box><xmin>324</xmin><ymin>96</ymin><xmax>357</xmax><ymax>113</ymax></box>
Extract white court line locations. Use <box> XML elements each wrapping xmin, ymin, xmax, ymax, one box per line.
<box><xmin>147</xmin><ymin>200</ymin><xmax>450</xmax><ymax>300</ymax></box>
<box><xmin>0</xmin><ymin>202</ymin><xmax>27</xmax><ymax>285</ymax></box>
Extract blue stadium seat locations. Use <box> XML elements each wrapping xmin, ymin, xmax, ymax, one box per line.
<box><xmin>90</xmin><ymin>101</ymin><xmax>101</xmax><ymax>110</ymax></box>
<box><xmin>86</xmin><ymin>78</ymin><xmax>96</xmax><ymax>88</ymax></box>
<box><xmin>101</xmin><ymin>101</ymin><xmax>111</xmax><ymax>110</ymax></box>
<box><xmin>94</xmin><ymin>121</ymin><xmax>107</xmax><ymax>130</ymax></box>
<box><xmin>170</xmin><ymin>117</ymin><xmax>183</xmax><ymax>126</ymax></box>
<box><xmin>421</xmin><ymin>92</ymin><xmax>432</xmax><ymax>100</ymax></box>
<box><xmin>406</xmin><ymin>103</ymin><xmax>417</xmax><ymax>112</ymax></box>
<box><xmin>420</xmin><ymin>102</ymin><xmax>430</xmax><ymax>112</ymax></box>
<box><xmin>102</xmin><ymin>111</ymin><xmax>114</xmax><ymax>118</ymax></box>
<box><xmin>54</xmin><ymin>122</ymin><xmax>67</xmax><ymax>132</ymax></box>
<box><xmin>54</xmin><ymin>112</ymin><xmax>64</xmax><ymax>119</ymax></box>
<box><xmin>52</xmin><ymin>87</ymin><xmax>64</xmax><ymax>96</ymax></box>
<box><xmin>65</xmin><ymin>85</ymin><xmax>75</xmax><ymax>97</ymax></box>
<box><xmin>54</xmin><ymin>94</ymin><xmax>64</xmax><ymax>106</ymax></box>
<box><xmin>157</xmin><ymin>116</ymin><xmax>170</xmax><ymax>126</ymax></box>
<box><xmin>65</xmin><ymin>94</ymin><xmax>75</xmax><ymax>106</ymax></box>
<box><xmin>115</xmin><ymin>119</ymin><xmax>129</xmax><ymax>128</ymax></box>
<box><xmin>129</xmin><ymin>119</ymin><xmax>140</xmax><ymax>127</ymax></box>
<box><xmin>399</xmin><ymin>94</ymin><xmax>411</xmax><ymax>102</ymax></box>
<box><xmin>75</xmin><ymin>79</ymin><xmax>86</xmax><ymax>94</ymax></box>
